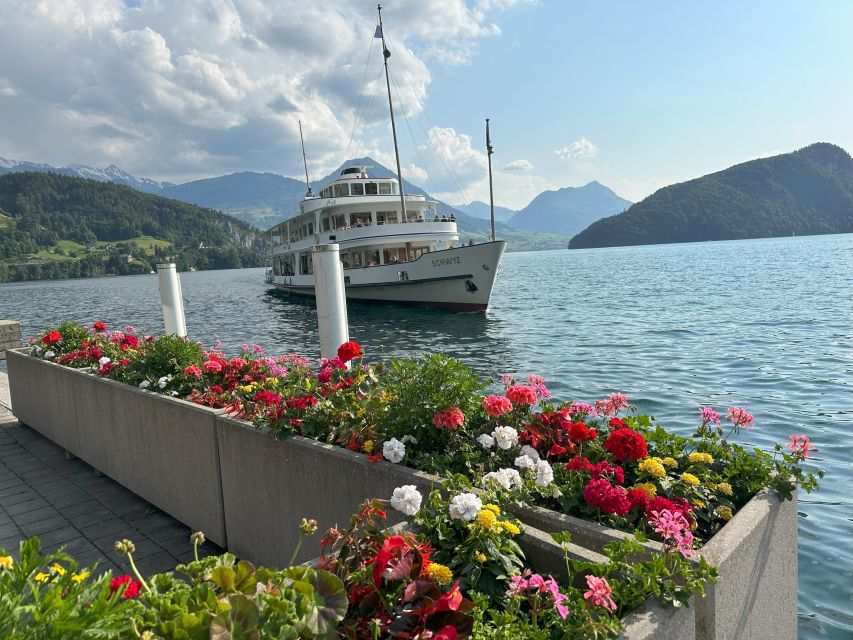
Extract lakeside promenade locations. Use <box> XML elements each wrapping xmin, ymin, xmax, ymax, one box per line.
<box><xmin>0</xmin><ymin>371</ymin><xmax>222</xmax><ymax>573</ymax></box>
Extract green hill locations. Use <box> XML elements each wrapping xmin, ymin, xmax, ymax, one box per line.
<box><xmin>569</xmin><ymin>143</ymin><xmax>853</xmax><ymax>249</ymax></box>
<box><xmin>0</xmin><ymin>172</ymin><xmax>266</xmax><ymax>282</ymax></box>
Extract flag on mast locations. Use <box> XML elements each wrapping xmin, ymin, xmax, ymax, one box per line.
<box><xmin>374</xmin><ymin>25</ymin><xmax>383</xmax><ymax>38</ymax></box>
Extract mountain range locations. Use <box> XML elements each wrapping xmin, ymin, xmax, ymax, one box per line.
<box><xmin>569</xmin><ymin>143</ymin><xmax>853</xmax><ymax>249</ymax></box>
<box><xmin>0</xmin><ymin>156</ymin><xmax>628</xmax><ymax>250</ymax></box>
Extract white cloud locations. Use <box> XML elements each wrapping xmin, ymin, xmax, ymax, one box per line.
<box><xmin>503</xmin><ymin>158</ymin><xmax>533</xmax><ymax>172</ymax></box>
<box><xmin>0</xmin><ymin>0</ymin><xmax>531</xmax><ymax>182</ymax></box>
<box><xmin>554</xmin><ymin>137</ymin><xmax>597</xmax><ymax>160</ymax></box>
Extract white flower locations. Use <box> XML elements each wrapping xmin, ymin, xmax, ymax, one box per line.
<box><xmin>482</xmin><ymin>468</ymin><xmax>523</xmax><ymax>490</ymax></box>
<box><xmin>520</xmin><ymin>445</ymin><xmax>540</xmax><ymax>461</ymax></box>
<box><xmin>390</xmin><ymin>485</ymin><xmax>422</xmax><ymax>516</ymax></box>
<box><xmin>138</xmin><ymin>380</ymin><xmax>150</xmax><ymax>389</ymax></box>
<box><xmin>449</xmin><ymin>493</ymin><xmax>482</xmax><ymax>521</ymax></box>
<box><xmin>98</xmin><ymin>356</ymin><xmax>111</xmax><ymax>366</ymax></box>
<box><xmin>492</xmin><ymin>426</ymin><xmax>518</xmax><ymax>450</ymax></box>
<box><xmin>535</xmin><ymin>460</ymin><xmax>554</xmax><ymax>487</ymax></box>
<box><xmin>477</xmin><ymin>433</ymin><xmax>495</xmax><ymax>449</ymax></box>
<box><xmin>551</xmin><ymin>485</ymin><xmax>563</xmax><ymax>498</ymax></box>
<box><xmin>401</xmin><ymin>435</ymin><xmax>419</xmax><ymax>445</ymax></box>
<box><xmin>256</xmin><ymin>582</ymin><xmax>267</xmax><ymax>595</ymax></box>
<box><xmin>157</xmin><ymin>376</ymin><xmax>169</xmax><ymax>389</ymax></box>
<box><xmin>514</xmin><ymin>454</ymin><xmax>536</xmax><ymax>470</ymax></box>
<box><xmin>43</xmin><ymin>350</ymin><xmax>56</xmax><ymax>360</ymax></box>
<box><xmin>382</xmin><ymin>438</ymin><xmax>406</xmax><ymax>464</ymax></box>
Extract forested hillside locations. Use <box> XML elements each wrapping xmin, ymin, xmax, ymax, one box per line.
<box><xmin>0</xmin><ymin>172</ymin><xmax>265</xmax><ymax>282</ymax></box>
<box><xmin>569</xmin><ymin>143</ymin><xmax>853</xmax><ymax>249</ymax></box>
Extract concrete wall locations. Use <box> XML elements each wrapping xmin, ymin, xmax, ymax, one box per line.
<box><xmin>695</xmin><ymin>489</ymin><xmax>798</xmax><ymax>640</ymax></box>
<box><xmin>216</xmin><ymin>416</ymin><xmax>440</xmax><ymax>567</ymax></box>
<box><xmin>0</xmin><ymin>321</ymin><xmax>23</xmax><ymax>360</ymax></box>
<box><xmin>6</xmin><ymin>350</ymin><xmax>227</xmax><ymax>546</ymax></box>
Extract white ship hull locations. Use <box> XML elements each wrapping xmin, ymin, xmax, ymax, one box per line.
<box><xmin>268</xmin><ymin>241</ymin><xmax>506</xmax><ymax>312</ymax></box>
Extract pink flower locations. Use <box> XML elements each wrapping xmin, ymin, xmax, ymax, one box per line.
<box><xmin>202</xmin><ymin>360</ymin><xmax>222</xmax><ymax>374</ymax></box>
<box><xmin>527</xmin><ymin>374</ymin><xmax>551</xmax><ymax>399</ymax></box>
<box><xmin>700</xmin><ymin>406</ymin><xmax>721</xmax><ymax>425</ymax></box>
<box><xmin>568</xmin><ymin>401</ymin><xmax>598</xmax><ymax>417</ymax></box>
<box><xmin>506</xmin><ymin>384</ymin><xmax>538</xmax><ymax>405</ymax></box>
<box><xmin>506</xmin><ymin>574</ymin><xmax>529</xmax><ymax>596</ymax></box>
<box><xmin>482</xmin><ymin>394</ymin><xmax>513</xmax><ymax>417</ymax></box>
<box><xmin>726</xmin><ymin>407</ymin><xmax>754</xmax><ymax>429</ymax></box>
<box><xmin>183</xmin><ymin>364</ymin><xmax>202</xmax><ymax>378</ymax></box>
<box><xmin>649</xmin><ymin>509</ymin><xmax>695</xmax><ymax>558</ymax></box>
<box><xmin>499</xmin><ymin>373</ymin><xmax>515</xmax><ymax>387</ymax></box>
<box><xmin>229</xmin><ymin>357</ymin><xmax>247</xmax><ymax>369</ymax></box>
<box><xmin>595</xmin><ymin>393</ymin><xmax>629</xmax><ymax>417</ymax></box>
<box><xmin>584</xmin><ymin>575</ymin><xmax>616</xmax><ymax>612</ymax></box>
<box><xmin>787</xmin><ymin>434</ymin><xmax>817</xmax><ymax>459</ymax></box>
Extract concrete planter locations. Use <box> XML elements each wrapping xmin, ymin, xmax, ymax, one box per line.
<box><xmin>510</xmin><ymin>488</ymin><xmax>797</xmax><ymax>640</ymax></box>
<box><xmin>216</xmin><ymin>416</ymin><xmax>440</xmax><ymax>567</ymax></box>
<box><xmin>5</xmin><ymin>349</ymin><xmax>227</xmax><ymax>546</ymax></box>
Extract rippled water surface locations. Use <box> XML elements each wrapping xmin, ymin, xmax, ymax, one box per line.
<box><xmin>2</xmin><ymin>233</ymin><xmax>851</xmax><ymax>638</ymax></box>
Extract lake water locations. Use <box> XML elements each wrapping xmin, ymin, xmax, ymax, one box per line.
<box><xmin>1</xmin><ymin>233</ymin><xmax>851</xmax><ymax>638</ymax></box>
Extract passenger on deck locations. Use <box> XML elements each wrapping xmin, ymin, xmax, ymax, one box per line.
<box><xmin>433</xmin><ymin>213</ymin><xmax>439</xmax><ymax>222</ymax></box>
<box><xmin>441</xmin><ymin>214</ymin><xmax>448</xmax><ymax>222</ymax></box>
<box><xmin>450</xmin><ymin>213</ymin><xmax>456</xmax><ymax>222</ymax></box>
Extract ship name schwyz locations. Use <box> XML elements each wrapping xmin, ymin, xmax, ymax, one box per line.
<box><xmin>432</xmin><ymin>257</ymin><xmax>462</xmax><ymax>267</ymax></box>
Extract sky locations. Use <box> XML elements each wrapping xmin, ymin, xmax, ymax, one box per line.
<box><xmin>0</xmin><ymin>0</ymin><xmax>851</xmax><ymax>209</ymax></box>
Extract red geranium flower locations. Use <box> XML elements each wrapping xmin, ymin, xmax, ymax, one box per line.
<box><xmin>432</xmin><ymin>407</ymin><xmax>465</xmax><ymax>430</ymax></box>
<box><xmin>109</xmin><ymin>574</ymin><xmax>142</xmax><ymax>599</ymax></box>
<box><xmin>603</xmin><ymin>428</ymin><xmax>648</xmax><ymax>462</ymax></box>
<box><xmin>93</xmin><ymin>321</ymin><xmax>107</xmax><ymax>331</ymax></box>
<box><xmin>627</xmin><ymin>488</ymin><xmax>649</xmax><ymax>510</ymax></box>
<box><xmin>482</xmin><ymin>394</ymin><xmax>513</xmax><ymax>417</ymax></box>
<box><xmin>583</xmin><ymin>478</ymin><xmax>630</xmax><ymax>516</ymax></box>
<box><xmin>252</xmin><ymin>390</ymin><xmax>282</xmax><ymax>406</ymax></box>
<box><xmin>565</xmin><ymin>456</ymin><xmax>594</xmax><ymax>472</ymax></box>
<box><xmin>183</xmin><ymin>364</ymin><xmax>203</xmax><ymax>378</ymax></box>
<box><xmin>337</xmin><ymin>340</ymin><xmax>363</xmax><ymax>363</ymax></box>
<box><xmin>505</xmin><ymin>384</ymin><xmax>537</xmax><ymax>405</ymax></box>
<box><xmin>202</xmin><ymin>359</ymin><xmax>223</xmax><ymax>374</ymax></box>
<box><xmin>568</xmin><ymin>421</ymin><xmax>597</xmax><ymax>443</ymax></box>
<box><xmin>41</xmin><ymin>330</ymin><xmax>61</xmax><ymax>345</ymax></box>
<box><xmin>590</xmin><ymin>460</ymin><xmax>625</xmax><ymax>485</ymax></box>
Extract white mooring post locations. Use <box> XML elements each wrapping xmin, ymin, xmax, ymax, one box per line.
<box><xmin>312</xmin><ymin>244</ymin><xmax>349</xmax><ymax>360</ymax></box>
<box><xmin>156</xmin><ymin>263</ymin><xmax>187</xmax><ymax>337</ymax></box>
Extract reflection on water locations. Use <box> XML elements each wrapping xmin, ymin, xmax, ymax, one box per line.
<box><xmin>1</xmin><ymin>233</ymin><xmax>852</xmax><ymax>639</ymax></box>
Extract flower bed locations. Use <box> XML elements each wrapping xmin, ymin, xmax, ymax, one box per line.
<box><xmin>15</xmin><ymin>321</ymin><xmax>825</xmax><ymax>639</ymax></box>
<box><xmin>0</xmin><ymin>478</ymin><xmax>711</xmax><ymax>639</ymax></box>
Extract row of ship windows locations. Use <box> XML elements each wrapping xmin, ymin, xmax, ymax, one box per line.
<box><xmin>319</xmin><ymin>181</ymin><xmax>400</xmax><ymax>198</ymax></box>
<box><xmin>272</xmin><ymin>246</ymin><xmax>430</xmax><ymax>276</ymax></box>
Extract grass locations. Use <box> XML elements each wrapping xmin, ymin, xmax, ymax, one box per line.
<box><xmin>0</xmin><ymin>212</ymin><xmax>11</xmax><ymax>229</ymax></box>
<box><xmin>127</xmin><ymin>235</ymin><xmax>172</xmax><ymax>256</ymax></box>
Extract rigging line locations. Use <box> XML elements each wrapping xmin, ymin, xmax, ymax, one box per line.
<box><xmin>342</xmin><ymin>32</ymin><xmax>376</xmax><ymax>167</ymax></box>
<box><xmin>388</xmin><ymin>70</ymin><xmax>443</xmax><ymax>202</ymax></box>
<box><xmin>350</xmin><ymin>64</ymin><xmax>385</xmax><ymax>164</ymax></box>
<box><xmin>385</xmin><ymin>40</ymin><xmax>478</xmax><ymax>217</ymax></box>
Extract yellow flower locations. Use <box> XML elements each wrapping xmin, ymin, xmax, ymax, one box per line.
<box><xmin>0</xmin><ymin>556</ymin><xmax>12</xmax><ymax>570</ymax></box>
<box><xmin>638</xmin><ymin>457</ymin><xmax>666</xmax><ymax>478</ymax></box>
<box><xmin>51</xmin><ymin>563</ymin><xmax>67</xmax><ymax>577</ymax></box>
<box><xmin>715</xmin><ymin>506</ymin><xmax>733</xmax><ymax>521</ymax></box>
<box><xmin>72</xmin><ymin>571</ymin><xmax>90</xmax><ymax>584</ymax></box>
<box><xmin>633</xmin><ymin>482</ymin><xmax>657</xmax><ymax>498</ymax></box>
<box><xmin>427</xmin><ymin>563</ymin><xmax>453</xmax><ymax>585</ymax></box>
<box><xmin>680</xmin><ymin>472</ymin><xmax>700</xmax><ymax>486</ymax></box>
<box><xmin>501</xmin><ymin>521</ymin><xmax>521</xmax><ymax>536</ymax></box>
<box><xmin>689</xmin><ymin>452</ymin><xmax>714</xmax><ymax>465</ymax></box>
<box><xmin>476</xmin><ymin>509</ymin><xmax>498</xmax><ymax>529</ymax></box>
<box><xmin>473</xmin><ymin>551</ymin><xmax>487</xmax><ymax>564</ymax></box>
<box><xmin>362</xmin><ymin>440</ymin><xmax>374</xmax><ymax>454</ymax></box>
<box><xmin>692</xmin><ymin>499</ymin><xmax>706</xmax><ymax>509</ymax></box>
<box><xmin>240</xmin><ymin>385</ymin><xmax>254</xmax><ymax>394</ymax></box>
<box><xmin>662</xmin><ymin>457</ymin><xmax>678</xmax><ymax>469</ymax></box>
<box><xmin>716</xmin><ymin>482</ymin><xmax>733</xmax><ymax>496</ymax></box>
<box><xmin>34</xmin><ymin>572</ymin><xmax>50</xmax><ymax>583</ymax></box>
<box><xmin>483</xmin><ymin>504</ymin><xmax>501</xmax><ymax>515</ymax></box>
<box><xmin>265</xmin><ymin>377</ymin><xmax>279</xmax><ymax>386</ymax></box>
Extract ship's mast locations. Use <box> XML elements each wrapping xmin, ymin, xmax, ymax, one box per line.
<box><xmin>486</xmin><ymin>118</ymin><xmax>496</xmax><ymax>242</ymax></box>
<box><xmin>298</xmin><ymin>120</ymin><xmax>313</xmax><ymax>198</ymax></box>
<box><xmin>377</xmin><ymin>4</ymin><xmax>407</xmax><ymax>221</ymax></box>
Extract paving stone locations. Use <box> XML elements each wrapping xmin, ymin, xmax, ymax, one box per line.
<box><xmin>15</xmin><ymin>505</ymin><xmax>61</xmax><ymax>525</ymax></box>
<box><xmin>136</xmin><ymin>550</ymin><xmax>181</xmax><ymax>576</ymax></box>
<box><xmin>20</xmin><ymin>515</ymin><xmax>71</xmax><ymax>537</ymax></box>
<box><xmin>37</xmin><ymin>525</ymin><xmax>82</xmax><ymax>547</ymax></box>
<box><xmin>0</xmin><ymin>535</ymin><xmax>22</xmax><ymax>557</ymax></box>
<box><xmin>59</xmin><ymin>499</ymin><xmax>103</xmax><ymax>519</ymax></box>
<box><xmin>0</xmin><ymin>521</ymin><xmax>21</xmax><ymax>539</ymax></box>
<box><xmin>5</xmin><ymin>496</ymin><xmax>49</xmax><ymax>514</ymax></box>
<box><xmin>66</xmin><ymin>508</ymin><xmax>116</xmax><ymax>529</ymax></box>
<box><xmin>80</xmin><ymin>518</ymin><xmax>135</xmax><ymax>541</ymax></box>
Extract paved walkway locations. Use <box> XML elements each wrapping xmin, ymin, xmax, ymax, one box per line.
<box><xmin>0</xmin><ymin>372</ymin><xmax>222</xmax><ymax>576</ymax></box>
